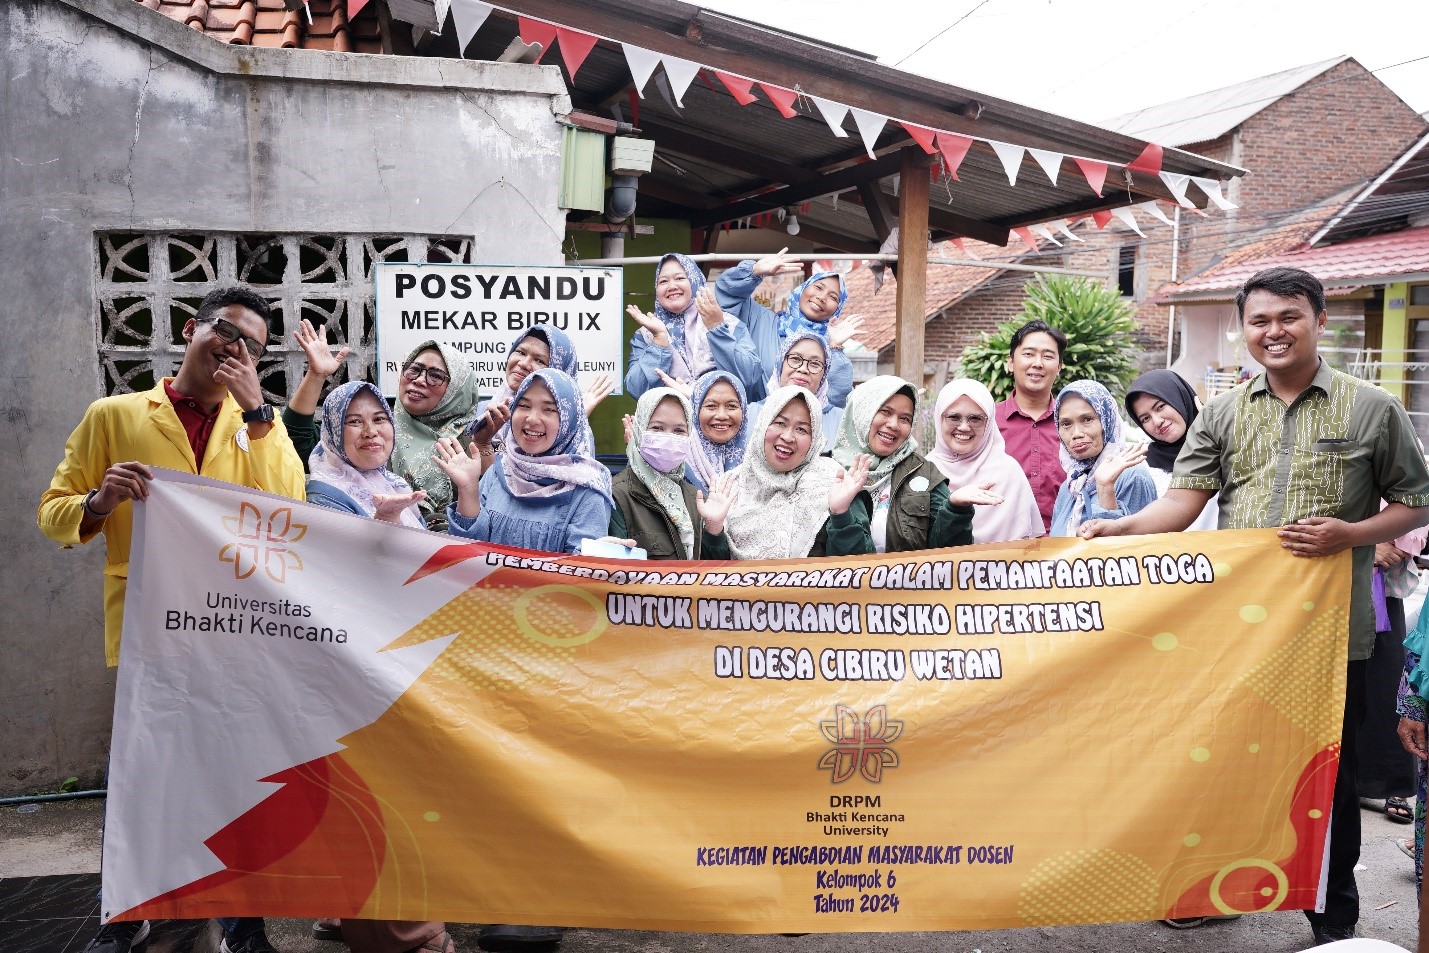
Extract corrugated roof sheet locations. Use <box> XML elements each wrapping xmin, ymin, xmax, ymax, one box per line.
<box><xmin>1162</xmin><ymin>222</ymin><xmax>1429</xmax><ymax>301</ymax></box>
<box><xmin>1100</xmin><ymin>56</ymin><xmax>1348</xmax><ymax>148</ymax></box>
<box><xmin>845</xmin><ymin>239</ymin><xmax>1012</xmax><ymax>353</ymax></box>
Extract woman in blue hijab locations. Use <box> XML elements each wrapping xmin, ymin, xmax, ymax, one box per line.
<box><xmin>685</xmin><ymin>370</ymin><xmax>751</xmax><ymax>491</ymax></box>
<box><xmin>715</xmin><ymin>249</ymin><xmax>859</xmax><ymax>412</ymax></box>
<box><xmin>625</xmin><ymin>252</ymin><xmax>766</xmax><ymax>400</ymax></box>
<box><xmin>1048</xmin><ymin>379</ymin><xmax>1156</xmax><ymax>537</ymax></box>
<box><xmin>451</xmin><ymin>368</ymin><xmax>613</xmax><ymax>555</ymax></box>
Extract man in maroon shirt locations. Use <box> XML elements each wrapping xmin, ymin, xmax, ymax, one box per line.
<box><xmin>994</xmin><ymin>320</ymin><xmax>1067</xmax><ymax>529</ymax></box>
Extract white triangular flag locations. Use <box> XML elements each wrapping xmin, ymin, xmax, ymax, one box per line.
<box><xmin>811</xmin><ymin>97</ymin><xmax>850</xmax><ymax>137</ymax></box>
<box><xmin>1138</xmin><ymin>201</ymin><xmax>1175</xmax><ymax>227</ymax></box>
<box><xmin>1030</xmin><ymin>223</ymin><xmax>1062</xmax><ymax>246</ymax></box>
<box><xmin>433</xmin><ymin>0</ymin><xmax>451</xmax><ymax>29</ymax></box>
<box><xmin>1028</xmin><ymin>148</ymin><xmax>1063</xmax><ymax>186</ymax></box>
<box><xmin>660</xmin><ymin>54</ymin><xmax>701</xmax><ymax>108</ymax></box>
<box><xmin>1158</xmin><ymin>171</ymin><xmax>1195</xmax><ymax>208</ymax></box>
<box><xmin>622</xmin><ymin>43</ymin><xmax>661</xmax><ymax>97</ymax></box>
<box><xmin>848</xmin><ymin>108</ymin><xmax>887</xmax><ymax>160</ymax></box>
<box><xmin>1191</xmin><ymin>176</ymin><xmax>1239</xmax><ymax>210</ymax></box>
<box><xmin>653</xmin><ymin>72</ymin><xmax>680</xmax><ymax>113</ymax></box>
<box><xmin>1110</xmin><ymin>206</ymin><xmax>1145</xmax><ymax>237</ymax></box>
<box><xmin>449</xmin><ymin>0</ymin><xmax>491</xmax><ymax>56</ymax></box>
<box><xmin>989</xmin><ymin>140</ymin><xmax>1025</xmax><ymax>187</ymax></box>
<box><xmin>1054</xmin><ymin>220</ymin><xmax>1085</xmax><ymax>243</ymax></box>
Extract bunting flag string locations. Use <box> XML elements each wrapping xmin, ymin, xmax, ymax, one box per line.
<box><xmin>554</xmin><ymin>27</ymin><xmax>598</xmax><ymax>81</ymax></box>
<box><xmin>1028</xmin><ymin>148</ymin><xmax>1063</xmax><ymax>187</ymax></box>
<box><xmin>402</xmin><ymin>1</ymin><xmax>1232</xmax><ymax>212</ymax></box>
<box><xmin>448</xmin><ymin>0</ymin><xmax>492</xmax><ymax>56</ymax></box>
<box><xmin>989</xmin><ymin>141</ymin><xmax>1026</xmax><ymax>187</ymax></box>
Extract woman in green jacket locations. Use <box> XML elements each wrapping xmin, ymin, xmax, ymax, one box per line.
<box><xmin>828</xmin><ymin>376</ymin><xmax>999</xmax><ymax>553</ymax></box>
<box><xmin>609</xmin><ymin>387</ymin><xmax>736</xmax><ymax>560</ymax></box>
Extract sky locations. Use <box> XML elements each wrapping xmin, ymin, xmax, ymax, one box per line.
<box><xmin>697</xmin><ymin>0</ymin><xmax>1429</xmax><ymax>125</ymax></box>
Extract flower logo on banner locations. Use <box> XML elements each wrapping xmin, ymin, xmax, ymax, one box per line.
<box><xmin>818</xmin><ymin>704</ymin><xmax>903</xmax><ymax>784</ymax></box>
<box><xmin>218</xmin><ymin>501</ymin><xmax>307</xmax><ymax>583</ymax></box>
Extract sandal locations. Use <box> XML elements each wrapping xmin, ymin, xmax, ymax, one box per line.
<box><xmin>416</xmin><ymin>931</ymin><xmax>456</xmax><ymax>953</ymax></box>
<box><xmin>1399</xmin><ymin>837</ymin><xmax>1416</xmax><ymax>860</ymax></box>
<box><xmin>1386</xmin><ymin>796</ymin><xmax>1414</xmax><ymax>823</ymax></box>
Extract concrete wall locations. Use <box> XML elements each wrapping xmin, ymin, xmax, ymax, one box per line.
<box><xmin>0</xmin><ymin>0</ymin><xmax>571</xmax><ymax>795</ymax></box>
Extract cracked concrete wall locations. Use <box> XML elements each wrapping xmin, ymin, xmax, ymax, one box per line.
<box><xmin>0</xmin><ymin>0</ymin><xmax>570</xmax><ymax>795</ymax></box>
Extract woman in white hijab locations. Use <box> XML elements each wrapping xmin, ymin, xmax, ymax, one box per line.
<box><xmin>926</xmin><ymin>379</ymin><xmax>1045</xmax><ymax>543</ymax></box>
<box><xmin>720</xmin><ymin>385</ymin><xmax>871</xmax><ymax>559</ymax></box>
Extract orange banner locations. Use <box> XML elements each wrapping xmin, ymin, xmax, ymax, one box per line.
<box><xmin>106</xmin><ymin>473</ymin><xmax>1349</xmax><ymax>932</ymax></box>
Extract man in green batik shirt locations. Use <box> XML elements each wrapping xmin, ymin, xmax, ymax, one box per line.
<box><xmin>1080</xmin><ymin>266</ymin><xmax>1429</xmax><ymax>946</ymax></box>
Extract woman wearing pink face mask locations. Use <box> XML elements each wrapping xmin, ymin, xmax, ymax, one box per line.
<box><xmin>608</xmin><ymin>387</ymin><xmax>737</xmax><ymax>560</ymax></box>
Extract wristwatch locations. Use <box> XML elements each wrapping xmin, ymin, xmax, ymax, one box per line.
<box><xmin>241</xmin><ymin>404</ymin><xmax>275</xmax><ymax>424</ymax></box>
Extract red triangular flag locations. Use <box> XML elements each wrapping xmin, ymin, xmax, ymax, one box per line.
<box><xmin>553</xmin><ymin>27</ymin><xmax>597</xmax><ymax>81</ymax></box>
<box><xmin>714</xmin><ymin>71</ymin><xmax>757</xmax><ymax>106</ymax></box>
<box><xmin>517</xmin><ymin>16</ymin><xmax>558</xmax><ymax>64</ymax></box>
<box><xmin>698</xmin><ymin>69</ymin><xmax>716</xmax><ymax>92</ymax></box>
<box><xmin>758</xmin><ymin>83</ymin><xmax>799</xmax><ymax>119</ymax></box>
<box><xmin>935</xmin><ymin>132</ymin><xmax>973</xmax><ymax>181</ymax></box>
<box><xmin>1073</xmin><ymin>158</ymin><xmax>1107</xmax><ymax>197</ymax></box>
<box><xmin>1127</xmin><ymin>142</ymin><xmax>1164</xmax><ymax>176</ymax></box>
<box><xmin>898</xmin><ymin>121</ymin><xmax>938</xmax><ymax>155</ymax></box>
<box><xmin>1091</xmin><ymin>210</ymin><xmax>1113</xmax><ymax>229</ymax></box>
<box><xmin>1012</xmin><ymin>227</ymin><xmax>1040</xmax><ymax>252</ymax></box>
<box><xmin>347</xmin><ymin>0</ymin><xmax>371</xmax><ymax>17</ymax></box>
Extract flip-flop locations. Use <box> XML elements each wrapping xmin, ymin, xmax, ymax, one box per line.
<box><xmin>1399</xmin><ymin>837</ymin><xmax>1416</xmax><ymax>860</ymax></box>
<box><xmin>1386</xmin><ymin>796</ymin><xmax>1414</xmax><ymax>823</ymax></box>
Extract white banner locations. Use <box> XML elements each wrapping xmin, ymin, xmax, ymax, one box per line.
<box><xmin>374</xmin><ymin>263</ymin><xmax>625</xmax><ymax>396</ymax></box>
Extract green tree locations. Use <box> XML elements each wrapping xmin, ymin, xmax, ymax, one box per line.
<box><xmin>959</xmin><ymin>274</ymin><xmax>1140</xmax><ymax>401</ymax></box>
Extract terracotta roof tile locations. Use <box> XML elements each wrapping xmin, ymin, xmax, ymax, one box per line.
<box><xmin>846</xmin><ymin>240</ymin><xmax>1017</xmax><ymax>354</ymax></box>
<box><xmin>1163</xmin><ymin>225</ymin><xmax>1429</xmax><ymax>300</ymax></box>
<box><xmin>132</xmin><ymin>0</ymin><xmax>400</xmax><ymax>54</ymax></box>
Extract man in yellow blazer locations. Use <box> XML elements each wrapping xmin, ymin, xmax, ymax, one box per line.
<box><xmin>39</xmin><ymin>286</ymin><xmax>306</xmax><ymax>953</ymax></box>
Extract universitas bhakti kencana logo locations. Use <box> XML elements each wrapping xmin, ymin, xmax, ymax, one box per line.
<box><xmin>818</xmin><ymin>704</ymin><xmax>903</xmax><ymax>783</ymax></box>
<box><xmin>218</xmin><ymin>501</ymin><xmax>307</xmax><ymax>583</ymax></box>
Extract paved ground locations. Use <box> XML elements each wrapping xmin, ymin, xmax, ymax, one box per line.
<box><xmin>0</xmin><ymin>797</ymin><xmax>1421</xmax><ymax>953</ymax></box>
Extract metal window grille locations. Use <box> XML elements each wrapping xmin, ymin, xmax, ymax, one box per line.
<box><xmin>94</xmin><ymin>232</ymin><xmax>474</xmax><ymax>401</ymax></box>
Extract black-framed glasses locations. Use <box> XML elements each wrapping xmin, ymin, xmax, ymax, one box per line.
<box><xmin>784</xmin><ymin>354</ymin><xmax>826</xmax><ymax>373</ymax></box>
<box><xmin>204</xmin><ymin>316</ymin><xmax>266</xmax><ymax>360</ymax></box>
<box><xmin>942</xmin><ymin>412</ymin><xmax>988</xmax><ymax>428</ymax></box>
<box><xmin>402</xmin><ymin>363</ymin><xmax>450</xmax><ymax>387</ymax></box>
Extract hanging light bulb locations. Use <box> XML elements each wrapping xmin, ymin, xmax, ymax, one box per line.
<box><xmin>786</xmin><ymin>211</ymin><xmax>801</xmax><ymax>236</ymax></box>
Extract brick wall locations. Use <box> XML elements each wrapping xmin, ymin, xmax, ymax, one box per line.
<box><xmin>909</xmin><ymin>61</ymin><xmax>1426</xmax><ymax>376</ymax></box>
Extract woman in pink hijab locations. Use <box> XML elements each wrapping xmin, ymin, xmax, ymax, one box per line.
<box><xmin>927</xmin><ymin>379</ymin><xmax>1045</xmax><ymax>543</ymax></box>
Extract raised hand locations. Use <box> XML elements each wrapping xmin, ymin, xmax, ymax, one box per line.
<box><xmin>293</xmin><ymin>318</ymin><xmax>349</xmax><ymax>380</ymax></box>
<box><xmin>950</xmin><ymin>480</ymin><xmax>1004</xmax><ymax>507</ymax></box>
<box><xmin>372</xmin><ymin>489</ymin><xmax>426</xmax><ymax>524</ymax></box>
<box><xmin>583</xmin><ymin>374</ymin><xmax>615</xmax><ymax>415</ymax></box>
<box><xmin>622</xmin><ymin>414</ymin><xmax>635</xmax><ymax>447</ymax></box>
<box><xmin>432</xmin><ymin>436</ymin><xmax>484</xmax><ymax>494</ymax></box>
<box><xmin>654</xmin><ymin>369</ymin><xmax>693</xmax><ymax>397</ymax></box>
<box><xmin>753</xmin><ymin>247</ymin><xmax>804</xmax><ymax>279</ymax></box>
<box><xmin>695</xmin><ymin>286</ymin><xmax>730</xmax><ymax>330</ymax></box>
<box><xmin>1093</xmin><ymin>442</ymin><xmax>1148</xmax><ymax>490</ymax></box>
<box><xmin>828</xmin><ymin>314</ymin><xmax>863</xmax><ymax>350</ymax></box>
<box><xmin>627</xmin><ymin>304</ymin><xmax>671</xmax><ymax>347</ymax></box>
<box><xmin>695</xmin><ymin>471</ymin><xmax>740</xmax><ymax>535</ymax></box>
<box><xmin>828</xmin><ymin>453</ymin><xmax>872</xmax><ymax>515</ymax></box>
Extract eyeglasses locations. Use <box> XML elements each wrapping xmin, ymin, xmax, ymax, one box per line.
<box><xmin>784</xmin><ymin>354</ymin><xmax>826</xmax><ymax>373</ymax></box>
<box><xmin>942</xmin><ymin>413</ymin><xmax>988</xmax><ymax>429</ymax></box>
<box><xmin>402</xmin><ymin>363</ymin><xmax>450</xmax><ymax>387</ymax></box>
<box><xmin>204</xmin><ymin>317</ymin><xmax>266</xmax><ymax>360</ymax></box>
